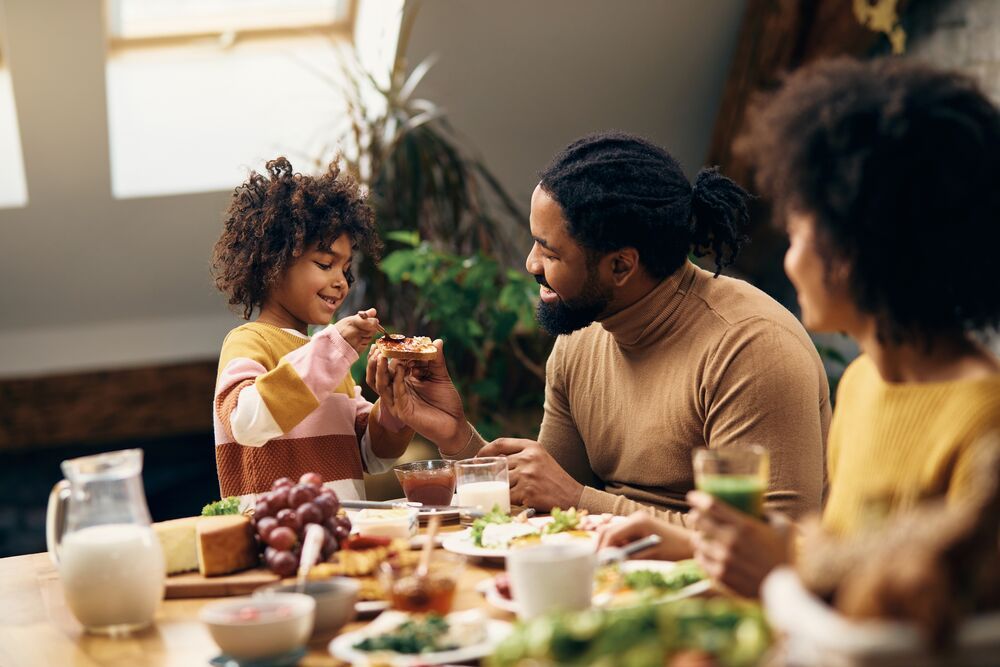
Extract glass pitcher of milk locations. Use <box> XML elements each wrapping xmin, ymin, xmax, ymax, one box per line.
<box><xmin>45</xmin><ymin>448</ymin><xmax>165</xmax><ymax>635</ymax></box>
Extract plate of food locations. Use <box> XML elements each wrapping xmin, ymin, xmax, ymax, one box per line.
<box><xmin>440</xmin><ymin>507</ymin><xmax>620</xmax><ymax>559</ymax></box>
<box><xmin>375</xmin><ymin>335</ymin><xmax>438</xmax><ymax>360</ymax></box>
<box><xmin>329</xmin><ymin>609</ymin><xmax>512</xmax><ymax>666</ymax></box>
<box><xmin>477</xmin><ymin>559</ymin><xmax>711</xmax><ymax>614</ymax></box>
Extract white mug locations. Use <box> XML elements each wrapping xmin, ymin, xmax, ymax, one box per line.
<box><xmin>505</xmin><ymin>542</ymin><xmax>596</xmax><ymax>620</ymax></box>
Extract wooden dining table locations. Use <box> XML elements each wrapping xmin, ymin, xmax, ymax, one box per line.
<box><xmin>0</xmin><ymin>523</ymin><xmax>511</xmax><ymax>667</ymax></box>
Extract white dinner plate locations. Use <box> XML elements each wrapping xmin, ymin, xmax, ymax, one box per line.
<box><xmin>329</xmin><ymin>609</ymin><xmax>512</xmax><ymax>666</ymax></box>
<box><xmin>386</xmin><ymin>497</ymin><xmax>461</xmax><ymax>523</ymax></box>
<box><xmin>440</xmin><ymin>515</ymin><xmax>620</xmax><ymax>560</ymax></box>
<box><xmin>355</xmin><ymin>599</ymin><xmax>389</xmax><ymax>616</ymax></box>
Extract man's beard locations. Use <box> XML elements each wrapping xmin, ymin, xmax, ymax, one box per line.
<box><xmin>535</xmin><ymin>268</ymin><xmax>612</xmax><ymax>336</ymax></box>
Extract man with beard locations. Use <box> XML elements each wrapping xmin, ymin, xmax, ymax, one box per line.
<box><xmin>380</xmin><ymin>132</ymin><xmax>829</xmax><ymax>554</ymax></box>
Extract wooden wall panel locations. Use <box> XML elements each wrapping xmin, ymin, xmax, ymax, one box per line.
<box><xmin>0</xmin><ymin>361</ymin><xmax>218</xmax><ymax>451</ymax></box>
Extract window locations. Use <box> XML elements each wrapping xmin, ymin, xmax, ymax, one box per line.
<box><xmin>0</xmin><ymin>33</ymin><xmax>29</xmax><ymax>208</ymax></box>
<box><xmin>107</xmin><ymin>0</ymin><xmax>353</xmax><ymax>42</ymax></box>
<box><xmin>104</xmin><ymin>0</ymin><xmax>361</xmax><ymax>198</ymax></box>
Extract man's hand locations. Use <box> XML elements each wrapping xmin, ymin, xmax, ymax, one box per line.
<box><xmin>477</xmin><ymin>438</ymin><xmax>584</xmax><ymax>511</ymax></box>
<box><xmin>335</xmin><ymin>308</ymin><xmax>380</xmax><ymax>354</ymax></box>
<box><xmin>367</xmin><ymin>339</ymin><xmax>471</xmax><ymax>455</ymax></box>
<box><xmin>686</xmin><ymin>490</ymin><xmax>793</xmax><ymax>598</ymax></box>
<box><xmin>596</xmin><ymin>511</ymin><xmax>695</xmax><ymax>562</ymax></box>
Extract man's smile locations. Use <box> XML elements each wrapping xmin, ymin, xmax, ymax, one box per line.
<box><xmin>534</xmin><ymin>274</ymin><xmax>560</xmax><ymax>304</ymax></box>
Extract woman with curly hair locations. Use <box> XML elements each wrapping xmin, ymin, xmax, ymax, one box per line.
<box><xmin>601</xmin><ymin>57</ymin><xmax>1000</xmax><ymax>598</ymax></box>
<box><xmin>210</xmin><ymin>157</ymin><xmax>467</xmax><ymax>502</ymax></box>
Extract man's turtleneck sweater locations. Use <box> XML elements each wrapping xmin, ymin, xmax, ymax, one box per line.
<box><xmin>539</xmin><ymin>261</ymin><xmax>830</xmax><ymax>523</ymax></box>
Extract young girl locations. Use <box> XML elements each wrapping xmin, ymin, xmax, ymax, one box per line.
<box><xmin>210</xmin><ymin>157</ymin><xmax>415</xmax><ymax>502</ymax></box>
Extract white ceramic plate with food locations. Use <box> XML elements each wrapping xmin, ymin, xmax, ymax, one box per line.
<box><xmin>609</xmin><ymin>560</ymin><xmax>714</xmax><ymax>606</ymax></box>
<box><xmin>329</xmin><ymin>609</ymin><xmax>512</xmax><ymax>666</ymax></box>
<box><xmin>476</xmin><ymin>560</ymin><xmax>712</xmax><ymax>614</ymax></box>
<box><xmin>440</xmin><ymin>514</ymin><xmax>620</xmax><ymax>559</ymax></box>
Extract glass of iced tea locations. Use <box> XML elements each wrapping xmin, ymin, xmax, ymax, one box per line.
<box><xmin>393</xmin><ymin>459</ymin><xmax>456</xmax><ymax>506</ymax></box>
<box><xmin>379</xmin><ymin>551</ymin><xmax>464</xmax><ymax>614</ymax></box>
<box><xmin>693</xmin><ymin>445</ymin><xmax>769</xmax><ymax>518</ymax></box>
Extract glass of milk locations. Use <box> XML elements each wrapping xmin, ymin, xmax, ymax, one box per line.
<box><xmin>454</xmin><ymin>456</ymin><xmax>510</xmax><ymax>515</ymax></box>
<box><xmin>46</xmin><ymin>448</ymin><xmax>165</xmax><ymax>635</ymax></box>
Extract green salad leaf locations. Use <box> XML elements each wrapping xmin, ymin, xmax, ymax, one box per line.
<box><xmin>542</xmin><ymin>507</ymin><xmax>582</xmax><ymax>534</ymax></box>
<box><xmin>201</xmin><ymin>496</ymin><xmax>241</xmax><ymax>516</ymax></box>
<box><xmin>354</xmin><ymin>614</ymin><xmax>455</xmax><ymax>654</ymax></box>
<box><xmin>470</xmin><ymin>505</ymin><xmax>511</xmax><ymax>547</ymax></box>
<box><xmin>624</xmin><ymin>559</ymin><xmax>705</xmax><ymax>592</ymax></box>
<box><xmin>487</xmin><ymin>598</ymin><xmax>770</xmax><ymax>667</ymax></box>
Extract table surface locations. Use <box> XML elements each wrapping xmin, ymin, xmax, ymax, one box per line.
<box><xmin>0</xmin><ymin>523</ymin><xmax>509</xmax><ymax>667</ymax></box>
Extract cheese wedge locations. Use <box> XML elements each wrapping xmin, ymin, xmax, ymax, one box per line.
<box><xmin>195</xmin><ymin>515</ymin><xmax>258</xmax><ymax>577</ymax></box>
<box><xmin>153</xmin><ymin>517</ymin><xmax>200</xmax><ymax>575</ymax></box>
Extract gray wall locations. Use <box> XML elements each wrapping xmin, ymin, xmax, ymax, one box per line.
<box><xmin>405</xmin><ymin>0</ymin><xmax>745</xmax><ymax>254</ymax></box>
<box><xmin>0</xmin><ymin>0</ymin><xmax>745</xmax><ymax>378</ymax></box>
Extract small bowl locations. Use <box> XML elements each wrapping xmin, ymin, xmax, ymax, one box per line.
<box><xmin>257</xmin><ymin>578</ymin><xmax>359</xmax><ymax>637</ymax></box>
<box><xmin>393</xmin><ymin>459</ymin><xmax>456</xmax><ymax>506</ymax></box>
<box><xmin>199</xmin><ymin>592</ymin><xmax>315</xmax><ymax>660</ymax></box>
<box><xmin>352</xmin><ymin>507</ymin><xmax>419</xmax><ymax>539</ymax></box>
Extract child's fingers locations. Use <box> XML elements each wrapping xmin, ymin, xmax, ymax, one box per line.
<box><xmin>356</xmin><ymin>308</ymin><xmax>377</xmax><ymax>319</ymax></box>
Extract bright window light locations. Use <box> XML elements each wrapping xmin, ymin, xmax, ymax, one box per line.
<box><xmin>0</xmin><ymin>29</ymin><xmax>28</xmax><ymax>209</ymax></box>
<box><xmin>107</xmin><ymin>0</ymin><xmax>352</xmax><ymax>40</ymax></box>
<box><xmin>104</xmin><ymin>1</ymin><xmax>358</xmax><ymax>199</ymax></box>
<box><xmin>0</xmin><ymin>66</ymin><xmax>27</xmax><ymax>208</ymax></box>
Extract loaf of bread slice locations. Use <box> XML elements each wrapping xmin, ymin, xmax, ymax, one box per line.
<box><xmin>196</xmin><ymin>515</ymin><xmax>259</xmax><ymax>577</ymax></box>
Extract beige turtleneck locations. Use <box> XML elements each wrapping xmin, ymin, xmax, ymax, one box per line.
<box><xmin>539</xmin><ymin>261</ymin><xmax>830</xmax><ymax>523</ymax></box>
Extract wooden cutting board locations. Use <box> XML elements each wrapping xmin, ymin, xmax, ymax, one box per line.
<box><xmin>163</xmin><ymin>567</ymin><xmax>281</xmax><ymax>599</ymax></box>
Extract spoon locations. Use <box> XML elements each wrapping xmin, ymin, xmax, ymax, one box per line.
<box><xmin>296</xmin><ymin>523</ymin><xmax>326</xmax><ymax>593</ymax></box>
<box><xmin>417</xmin><ymin>514</ymin><xmax>442</xmax><ymax>579</ymax></box>
<box><xmin>357</xmin><ymin>310</ymin><xmax>406</xmax><ymax>341</ymax></box>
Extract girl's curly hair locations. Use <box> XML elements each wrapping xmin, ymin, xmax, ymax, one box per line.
<box><xmin>212</xmin><ymin>157</ymin><xmax>381</xmax><ymax>319</ymax></box>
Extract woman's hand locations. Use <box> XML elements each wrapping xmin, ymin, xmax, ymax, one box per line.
<box><xmin>686</xmin><ymin>490</ymin><xmax>793</xmax><ymax>598</ymax></box>
<box><xmin>596</xmin><ymin>511</ymin><xmax>695</xmax><ymax>561</ymax></box>
<box><xmin>367</xmin><ymin>339</ymin><xmax>471</xmax><ymax>455</ymax></box>
<box><xmin>335</xmin><ymin>308</ymin><xmax>380</xmax><ymax>354</ymax></box>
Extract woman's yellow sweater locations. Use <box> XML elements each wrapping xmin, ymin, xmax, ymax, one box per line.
<box><xmin>822</xmin><ymin>354</ymin><xmax>1000</xmax><ymax>536</ymax></box>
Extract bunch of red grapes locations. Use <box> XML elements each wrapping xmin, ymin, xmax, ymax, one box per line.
<box><xmin>252</xmin><ymin>472</ymin><xmax>351</xmax><ymax>577</ymax></box>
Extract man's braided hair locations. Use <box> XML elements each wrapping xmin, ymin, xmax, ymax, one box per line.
<box><xmin>538</xmin><ymin>131</ymin><xmax>751</xmax><ymax>278</ymax></box>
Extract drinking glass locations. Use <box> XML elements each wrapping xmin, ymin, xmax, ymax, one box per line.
<box><xmin>693</xmin><ymin>445</ymin><xmax>769</xmax><ymax>518</ymax></box>
<box><xmin>454</xmin><ymin>456</ymin><xmax>510</xmax><ymax>515</ymax></box>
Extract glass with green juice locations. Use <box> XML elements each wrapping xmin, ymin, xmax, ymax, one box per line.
<box><xmin>693</xmin><ymin>446</ymin><xmax>769</xmax><ymax>518</ymax></box>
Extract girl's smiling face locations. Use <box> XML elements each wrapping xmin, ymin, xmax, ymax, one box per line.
<box><xmin>260</xmin><ymin>233</ymin><xmax>354</xmax><ymax>333</ymax></box>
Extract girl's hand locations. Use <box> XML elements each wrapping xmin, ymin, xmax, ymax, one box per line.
<box><xmin>335</xmin><ymin>308</ymin><xmax>380</xmax><ymax>354</ymax></box>
<box><xmin>366</xmin><ymin>339</ymin><xmax>471</xmax><ymax>455</ymax></box>
<box><xmin>596</xmin><ymin>511</ymin><xmax>695</xmax><ymax>562</ymax></box>
<box><xmin>686</xmin><ymin>490</ymin><xmax>793</xmax><ymax>598</ymax></box>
